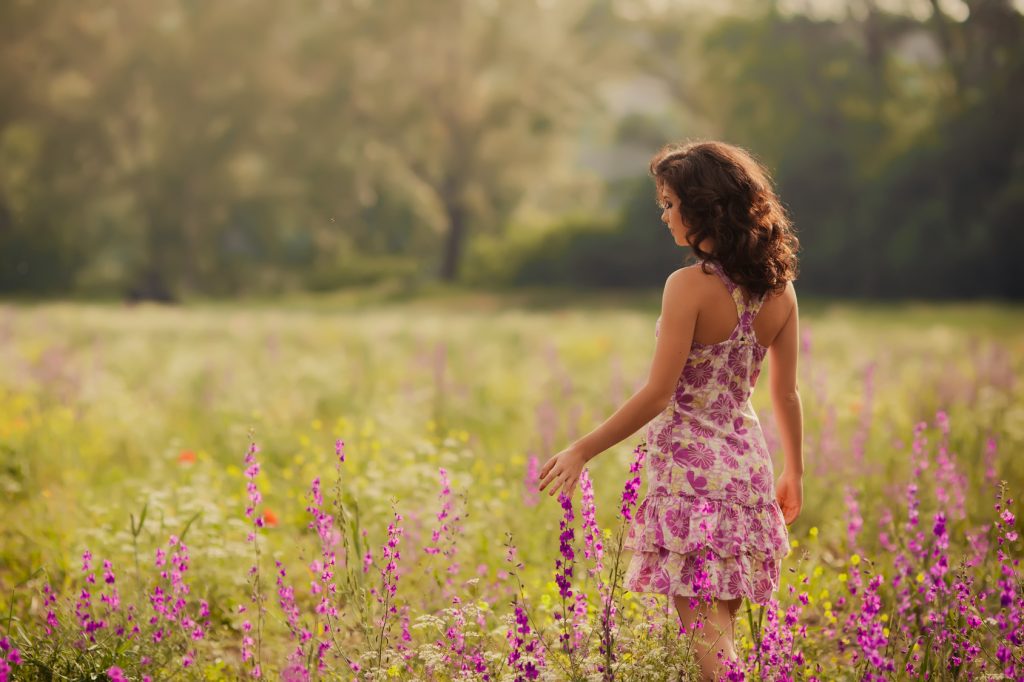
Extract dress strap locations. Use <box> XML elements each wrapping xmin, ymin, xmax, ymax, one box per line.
<box><xmin>704</xmin><ymin>260</ymin><xmax>764</xmax><ymax>333</ymax></box>
<box><xmin>704</xmin><ymin>260</ymin><xmax>736</xmax><ymax>295</ymax></box>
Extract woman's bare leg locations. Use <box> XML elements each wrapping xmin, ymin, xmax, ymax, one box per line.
<box><xmin>673</xmin><ymin>595</ymin><xmax>743</xmax><ymax>681</ymax></box>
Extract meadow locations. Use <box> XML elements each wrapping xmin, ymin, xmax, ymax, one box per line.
<box><xmin>0</xmin><ymin>295</ymin><xmax>1021</xmax><ymax>681</ymax></box>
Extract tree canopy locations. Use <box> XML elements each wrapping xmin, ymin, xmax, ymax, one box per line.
<box><xmin>2</xmin><ymin>0</ymin><xmax>1021</xmax><ymax>299</ymax></box>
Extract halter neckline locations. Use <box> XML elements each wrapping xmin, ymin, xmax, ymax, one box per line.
<box><xmin>701</xmin><ymin>260</ymin><xmax>765</xmax><ymax>329</ymax></box>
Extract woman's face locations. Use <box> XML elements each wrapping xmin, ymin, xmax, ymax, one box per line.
<box><xmin>658</xmin><ymin>183</ymin><xmax>689</xmax><ymax>247</ymax></box>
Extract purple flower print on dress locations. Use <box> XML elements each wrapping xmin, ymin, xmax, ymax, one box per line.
<box><xmin>751</xmin><ymin>466</ymin><xmax>771</xmax><ymax>495</ymax></box>
<box><xmin>725</xmin><ymin>477</ymin><xmax>750</xmax><ymax>503</ymax></box>
<box><xmin>732</xmin><ymin>417</ymin><xmax>748</xmax><ymax>436</ymax></box>
<box><xmin>680</xmin><ymin>555</ymin><xmax>699</xmax><ymax>586</ymax></box>
<box><xmin>673</xmin><ymin>442</ymin><xmax>715</xmax><ymax>469</ymax></box>
<box><xmin>739</xmin><ymin>310</ymin><xmax>756</xmax><ymax>331</ymax></box>
<box><xmin>727</xmin><ymin>346</ymin><xmax>747</xmax><ymax>376</ymax></box>
<box><xmin>720</xmin><ymin>452</ymin><xmax>740</xmax><ymax>471</ymax></box>
<box><xmin>653</xmin><ymin>520</ymin><xmax>666</xmax><ymax>546</ymax></box>
<box><xmin>632</xmin><ymin>560</ymin><xmax>655</xmax><ymax>588</ymax></box>
<box><xmin>726</xmin><ymin>381</ymin><xmax>746</xmax><ymax>406</ymax></box>
<box><xmin>725</xmin><ymin>433</ymin><xmax>750</xmax><ymax>454</ymax></box>
<box><xmin>686</xmin><ymin>470</ymin><xmax>710</xmax><ymax>495</ymax></box>
<box><xmin>709</xmin><ymin>394</ymin><xmax>733</xmax><ymax>426</ymax></box>
<box><xmin>655</xmin><ymin>422</ymin><xmax>677</xmax><ymax>452</ymax></box>
<box><xmin>727</xmin><ymin>570</ymin><xmax>746</xmax><ymax>596</ymax></box>
<box><xmin>665</xmin><ymin>507</ymin><xmax>690</xmax><ymax>539</ymax></box>
<box><xmin>651</xmin><ymin>568</ymin><xmax>673</xmax><ymax>593</ymax></box>
<box><xmin>716</xmin><ymin>367</ymin><xmax>730</xmax><ymax>386</ymax></box>
<box><xmin>688</xmin><ymin>420</ymin><xmax>715</xmax><ymax>439</ymax></box>
<box><xmin>649</xmin><ymin>451</ymin><xmax>668</xmax><ymax>478</ymax></box>
<box><xmin>712</xmin><ymin>522</ymin><xmax>735</xmax><ymax>550</ymax></box>
<box><xmin>750</xmin><ymin>361</ymin><xmax>765</xmax><ymax>384</ymax></box>
<box><xmin>673</xmin><ymin>388</ymin><xmax>695</xmax><ymax>412</ymax></box>
<box><xmin>753</xmin><ymin>576</ymin><xmax>773</xmax><ymax>602</ymax></box>
<box><xmin>683</xmin><ymin>360</ymin><xmax>713</xmax><ymax>388</ymax></box>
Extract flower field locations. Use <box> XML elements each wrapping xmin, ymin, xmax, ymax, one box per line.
<box><xmin>0</xmin><ymin>299</ymin><xmax>1021</xmax><ymax>681</ymax></box>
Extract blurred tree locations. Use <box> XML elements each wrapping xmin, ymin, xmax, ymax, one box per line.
<box><xmin>0</xmin><ymin>1</ymin><xmax>95</xmax><ymax>293</ymax></box>
<box><xmin>0</xmin><ymin>0</ymin><xmax>617</xmax><ymax>294</ymax></box>
<box><xmin>346</xmin><ymin>0</ymin><xmax>607</xmax><ymax>282</ymax></box>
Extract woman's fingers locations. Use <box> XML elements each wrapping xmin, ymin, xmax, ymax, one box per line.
<box><xmin>540</xmin><ymin>467</ymin><xmax>559</xmax><ymax>492</ymax></box>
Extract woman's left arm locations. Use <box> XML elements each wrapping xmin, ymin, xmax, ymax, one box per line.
<box><xmin>538</xmin><ymin>268</ymin><xmax>699</xmax><ymax>498</ymax></box>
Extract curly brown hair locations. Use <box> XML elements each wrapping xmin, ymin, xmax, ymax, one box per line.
<box><xmin>650</xmin><ymin>140</ymin><xmax>799</xmax><ymax>298</ymax></box>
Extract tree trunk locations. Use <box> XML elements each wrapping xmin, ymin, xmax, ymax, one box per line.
<box><xmin>439</xmin><ymin>198</ymin><xmax>466</xmax><ymax>282</ymax></box>
<box><xmin>129</xmin><ymin>210</ymin><xmax>178</xmax><ymax>303</ymax></box>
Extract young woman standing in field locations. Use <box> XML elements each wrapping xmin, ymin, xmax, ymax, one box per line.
<box><xmin>539</xmin><ymin>140</ymin><xmax>804</xmax><ymax>681</ymax></box>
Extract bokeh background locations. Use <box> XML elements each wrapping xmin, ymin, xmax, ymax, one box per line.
<box><xmin>2</xmin><ymin>2</ymin><xmax>1024</xmax><ymax>679</ymax></box>
<box><xmin>3</xmin><ymin>0</ymin><xmax>1022</xmax><ymax>301</ymax></box>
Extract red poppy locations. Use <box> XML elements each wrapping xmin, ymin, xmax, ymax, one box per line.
<box><xmin>178</xmin><ymin>450</ymin><xmax>197</xmax><ymax>464</ymax></box>
<box><xmin>262</xmin><ymin>509</ymin><xmax>279</xmax><ymax>527</ymax></box>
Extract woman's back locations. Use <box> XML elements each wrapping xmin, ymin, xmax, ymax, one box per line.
<box><xmin>688</xmin><ymin>264</ymin><xmax>797</xmax><ymax>350</ymax></box>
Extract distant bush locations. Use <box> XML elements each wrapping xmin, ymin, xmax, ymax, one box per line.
<box><xmin>489</xmin><ymin>180</ymin><xmax>686</xmax><ymax>289</ymax></box>
<box><xmin>303</xmin><ymin>254</ymin><xmax>423</xmax><ymax>292</ymax></box>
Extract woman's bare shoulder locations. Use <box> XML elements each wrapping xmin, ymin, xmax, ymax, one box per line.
<box><xmin>778</xmin><ymin>280</ymin><xmax>798</xmax><ymax>305</ymax></box>
<box><xmin>762</xmin><ymin>280</ymin><xmax>798</xmax><ymax>317</ymax></box>
<box><xmin>667</xmin><ymin>263</ymin><xmax>717</xmax><ymax>286</ymax></box>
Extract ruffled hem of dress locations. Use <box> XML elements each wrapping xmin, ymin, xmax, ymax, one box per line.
<box><xmin>623</xmin><ymin>492</ymin><xmax>790</xmax><ymax>564</ymax></box>
<box><xmin>623</xmin><ymin>547</ymin><xmax>781</xmax><ymax>606</ymax></box>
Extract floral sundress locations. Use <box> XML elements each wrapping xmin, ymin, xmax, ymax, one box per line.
<box><xmin>622</xmin><ymin>260</ymin><xmax>790</xmax><ymax>605</ymax></box>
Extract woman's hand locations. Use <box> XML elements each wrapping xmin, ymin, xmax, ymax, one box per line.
<box><xmin>538</xmin><ymin>445</ymin><xmax>589</xmax><ymax>500</ymax></box>
<box><xmin>775</xmin><ymin>471</ymin><xmax>803</xmax><ymax>524</ymax></box>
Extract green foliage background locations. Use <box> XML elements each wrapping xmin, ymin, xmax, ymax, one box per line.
<box><xmin>2</xmin><ymin>1</ymin><xmax>1021</xmax><ymax>299</ymax></box>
